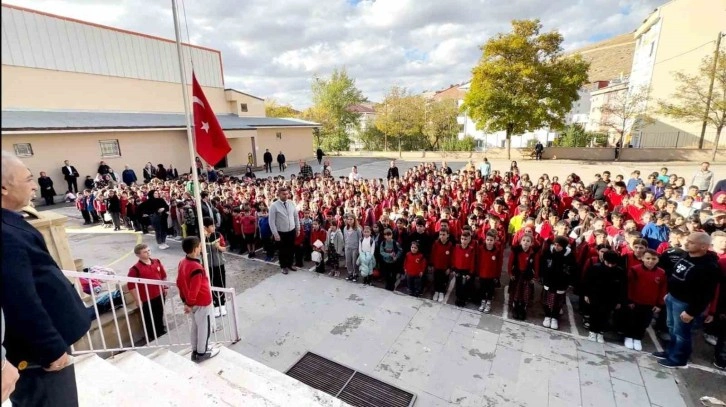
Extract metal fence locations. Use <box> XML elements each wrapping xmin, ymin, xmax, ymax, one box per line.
<box><xmin>63</xmin><ymin>270</ymin><xmax>241</xmax><ymax>355</ymax></box>
<box><xmin>635</xmin><ymin>132</ymin><xmax>724</xmax><ymax>149</ymax></box>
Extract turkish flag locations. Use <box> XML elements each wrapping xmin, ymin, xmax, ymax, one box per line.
<box><xmin>192</xmin><ymin>72</ymin><xmax>231</xmax><ymax>166</ymax></box>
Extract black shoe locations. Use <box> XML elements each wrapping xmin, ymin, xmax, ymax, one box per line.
<box><xmin>353</xmin><ymin>275</ymin><xmax>359</xmax><ymax>282</ymax></box>
<box><xmin>714</xmin><ymin>361</ymin><xmax>726</xmax><ymax>370</ymax></box>
<box><xmin>658</xmin><ymin>359</ymin><xmax>687</xmax><ymax>369</ymax></box>
<box><xmin>651</xmin><ymin>351</ymin><xmax>668</xmax><ymax>359</ymax></box>
<box><xmin>455</xmin><ymin>300</ymin><xmax>466</xmax><ymax>307</ymax></box>
<box><xmin>193</xmin><ymin>349</ymin><xmax>220</xmax><ymax>363</ymax></box>
<box><xmin>281</xmin><ymin>269</ymin><xmax>289</xmax><ymax>275</ymax></box>
<box><xmin>346</xmin><ymin>275</ymin><xmax>352</xmax><ymax>281</ymax></box>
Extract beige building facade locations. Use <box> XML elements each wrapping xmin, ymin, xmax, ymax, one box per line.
<box><xmin>629</xmin><ymin>0</ymin><xmax>726</xmax><ymax>147</ymax></box>
<box><xmin>1</xmin><ymin>4</ymin><xmax>316</xmax><ymax>190</ymax></box>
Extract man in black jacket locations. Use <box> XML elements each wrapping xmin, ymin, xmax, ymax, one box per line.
<box><xmin>277</xmin><ymin>151</ymin><xmax>286</xmax><ymax>172</ymax></box>
<box><xmin>1</xmin><ymin>151</ymin><xmax>91</xmax><ymax>406</ymax></box>
<box><xmin>652</xmin><ymin>232</ymin><xmax>720</xmax><ymax>368</ymax></box>
<box><xmin>387</xmin><ymin>160</ymin><xmax>400</xmax><ymax>180</ymax></box>
<box><xmin>263</xmin><ymin>149</ymin><xmax>273</xmax><ymax>173</ymax></box>
<box><xmin>37</xmin><ymin>171</ymin><xmax>56</xmax><ymax>206</ymax></box>
<box><xmin>61</xmin><ymin>160</ymin><xmax>80</xmax><ymax>193</ymax></box>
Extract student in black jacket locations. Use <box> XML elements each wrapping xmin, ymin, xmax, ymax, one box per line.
<box><xmin>540</xmin><ymin>235</ymin><xmax>575</xmax><ymax>331</ymax></box>
<box><xmin>652</xmin><ymin>232</ymin><xmax>720</xmax><ymax>368</ymax></box>
<box><xmin>1</xmin><ymin>151</ymin><xmax>90</xmax><ymax>407</ymax></box>
<box><xmin>583</xmin><ymin>250</ymin><xmax>627</xmax><ymax>344</ymax></box>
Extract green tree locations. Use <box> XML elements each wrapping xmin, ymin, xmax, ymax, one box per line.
<box><xmin>598</xmin><ymin>86</ymin><xmax>652</xmax><ymax>155</ymax></box>
<box><xmin>374</xmin><ymin>87</ymin><xmax>426</xmax><ymax>151</ymax></box>
<box><xmin>554</xmin><ymin>124</ymin><xmax>594</xmax><ymax>147</ymax></box>
<box><xmin>658</xmin><ymin>50</ymin><xmax>726</xmax><ymax>160</ymax></box>
<box><xmin>462</xmin><ymin>19</ymin><xmax>590</xmax><ymax>159</ymax></box>
<box><xmin>424</xmin><ymin>99</ymin><xmax>459</xmax><ymax>150</ymax></box>
<box><xmin>265</xmin><ymin>99</ymin><xmax>300</xmax><ymax>118</ymax></box>
<box><xmin>305</xmin><ymin>67</ymin><xmax>365</xmax><ymax>151</ymax></box>
<box><xmin>359</xmin><ymin>125</ymin><xmax>386</xmax><ymax>150</ymax></box>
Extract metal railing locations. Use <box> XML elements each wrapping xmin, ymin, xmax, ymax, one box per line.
<box><xmin>63</xmin><ymin>270</ymin><xmax>241</xmax><ymax>355</ymax></box>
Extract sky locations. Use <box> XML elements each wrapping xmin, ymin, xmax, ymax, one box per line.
<box><xmin>3</xmin><ymin>0</ymin><xmax>663</xmax><ymax>109</ymax></box>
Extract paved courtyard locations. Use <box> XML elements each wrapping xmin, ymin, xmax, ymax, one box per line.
<box><xmin>46</xmin><ymin>156</ymin><xmax>726</xmax><ymax>406</ymax></box>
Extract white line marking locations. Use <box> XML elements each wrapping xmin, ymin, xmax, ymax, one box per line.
<box><xmin>688</xmin><ymin>363</ymin><xmax>726</xmax><ymax>376</ymax></box>
<box><xmin>502</xmin><ymin>285</ymin><xmax>509</xmax><ymax>319</ymax></box>
<box><xmin>565</xmin><ymin>295</ymin><xmax>578</xmax><ymax>335</ymax></box>
<box><xmin>443</xmin><ymin>276</ymin><xmax>456</xmax><ymax>303</ymax></box>
<box><xmin>646</xmin><ymin>326</ymin><xmax>663</xmax><ymax>353</ymax></box>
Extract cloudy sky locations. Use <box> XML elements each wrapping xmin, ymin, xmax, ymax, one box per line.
<box><xmin>5</xmin><ymin>0</ymin><xmax>662</xmax><ymax>108</ymax></box>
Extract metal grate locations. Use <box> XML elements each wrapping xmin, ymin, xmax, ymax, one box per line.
<box><xmin>286</xmin><ymin>352</ymin><xmax>416</xmax><ymax>407</ymax></box>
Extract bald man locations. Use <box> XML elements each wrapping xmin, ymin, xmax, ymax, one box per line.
<box><xmin>1</xmin><ymin>151</ymin><xmax>90</xmax><ymax>406</ymax></box>
<box><xmin>652</xmin><ymin>232</ymin><xmax>720</xmax><ymax>368</ymax></box>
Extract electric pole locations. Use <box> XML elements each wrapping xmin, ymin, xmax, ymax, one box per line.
<box><xmin>699</xmin><ymin>31</ymin><xmax>723</xmax><ymax>149</ymax></box>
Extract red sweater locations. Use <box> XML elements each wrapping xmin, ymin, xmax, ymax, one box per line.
<box><xmin>477</xmin><ymin>245</ymin><xmax>502</xmax><ymax>279</ymax></box>
<box><xmin>232</xmin><ymin>215</ymin><xmax>243</xmax><ymax>235</ymax></box>
<box><xmin>404</xmin><ymin>252</ymin><xmax>428</xmax><ymax>277</ymax></box>
<box><xmin>628</xmin><ymin>264</ymin><xmax>667</xmax><ymax>307</ymax></box>
<box><xmin>451</xmin><ymin>244</ymin><xmax>476</xmax><ymax>273</ymax></box>
<box><xmin>310</xmin><ymin>229</ymin><xmax>327</xmax><ymax>247</ymax></box>
<box><xmin>430</xmin><ymin>240</ymin><xmax>454</xmax><ymax>270</ymax></box>
<box><xmin>176</xmin><ymin>257</ymin><xmax>212</xmax><ymax>307</ymax></box>
<box><xmin>127</xmin><ymin>259</ymin><xmax>167</xmax><ymax>303</ymax></box>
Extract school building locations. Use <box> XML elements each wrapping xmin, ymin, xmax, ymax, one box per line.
<box><xmin>0</xmin><ymin>3</ymin><xmax>317</xmax><ymax>190</ymax></box>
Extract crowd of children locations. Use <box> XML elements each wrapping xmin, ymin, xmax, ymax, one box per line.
<box><xmin>78</xmin><ymin>159</ymin><xmax>725</xmax><ymax>369</ymax></box>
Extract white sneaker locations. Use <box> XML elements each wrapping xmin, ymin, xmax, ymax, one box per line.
<box><xmin>213</xmin><ymin>307</ymin><xmax>221</xmax><ymax>318</ymax></box>
<box><xmin>633</xmin><ymin>340</ymin><xmax>642</xmax><ymax>351</ymax></box>
<box><xmin>438</xmin><ymin>293</ymin><xmax>445</xmax><ymax>303</ymax></box>
<box><xmin>543</xmin><ymin>317</ymin><xmax>552</xmax><ymax>328</ymax></box>
<box><xmin>588</xmin><ymin>332</ymin><xmax>598</xmax><ymax>342</ymax></box>
<box><xmin>479</xmin><ymin>301</ymin><xmax>486</xmax><ymax>312</ymax></box>
<box><xmin>484</xmin><ymin>301</ymin><xmax>492</xmax><ymax>314</ymax></box>
<box><xmin>624</xmin><ymin>337</ymin><xmax>634</xmax><ymax>349</ymax></box>
<box><xmin>433</xmin><ymin>292</ymin><xmax>440</xmax><ymax>302</ymax></box>
<box><xmin>158</xmin><ymin>244</ymin><xmax>168</xmax><ymax>250</ymax></box>
<box><xmin>220</xmin><ymin>305</ymin><xmax>227</xmax><ymax>317</ymax></box>
<box><xmin>704</xmin><ymin>334</ymin><xmax>718</xmax><ymax>346</ymax></box>
<box><xmin>550</xmin><ymin>319</ymin><xmax>559</xmax><ymax>330</ymax></box>
<box><xmin>596</xmin><ymin>334</ymin><xmax>604</xmax><ymax>344</ymax></box>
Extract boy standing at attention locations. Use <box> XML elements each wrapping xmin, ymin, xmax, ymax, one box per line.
<box><xmin>177</xmin><ymin>236</ymin><xmax>219</xmax><ymax>362</ymax></box>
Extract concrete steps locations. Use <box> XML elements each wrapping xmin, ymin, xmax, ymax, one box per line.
<box><xmin>60</xmin><ymin>346</ymin><xmax>351</xmax><ymax>406</ymax></box>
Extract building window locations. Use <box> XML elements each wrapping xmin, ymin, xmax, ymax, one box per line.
<box><xmin>276</xmin><ymin>132</ymin><xmax>282</xmax><ymax>139</ymax></box>
<box><xmin>13</xmin><ymin>143</ymin><xmax>33</xmax><ymax>157</ymax></box>
<box><xmin>648</xmin><ymin>42</ymin><xmax>655</xmax><ymax>57</ymax></box>
<box><xmin>240</xmin><ymin>103</ymin><xmax>248</xmax><ymax>112</ymax></box>
<box><xmin>99</xmin><ymin>139</ymin><xmax>121</xmax><ymax>157</ymax></box>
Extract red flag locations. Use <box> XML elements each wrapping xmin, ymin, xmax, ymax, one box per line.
<box><xmin>192</xmin><ymin>73</ymin><xmax>231</xmax><ymax>166</ymax></box>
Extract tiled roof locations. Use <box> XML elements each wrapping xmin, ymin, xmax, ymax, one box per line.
<box><xmin>347</xmin><ymin>104</ymin><xmax>376</xmax><ymax>114</ymax></box>
<box><xmin>568</xmin><ymin>33</ymin><xmax>636</xmax><ymax>83</ymax></box>
<box><xmin>1</xmin><ymin>110</ymin><xmax>318</xmax><ymax>131</ymax></box>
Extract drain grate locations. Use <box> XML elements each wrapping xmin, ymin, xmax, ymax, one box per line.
<box><xmin>286</xmin><ymin>352</ymin><xmax>416</xmax><ymax>407</ymax></box>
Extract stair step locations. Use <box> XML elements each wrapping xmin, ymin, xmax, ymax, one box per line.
<box><xmin>109</xmin><ymin>351</ymin><xmax>227</xmax><ymax>406</ymax></box>
<box><xmin>197</xmin><ymin>347</ymin><xmax>349</xmax><ymax>407</ymax></box>
<box><xmin>74</xmin><ymin>353</ymin><xmax>172</xmax><ymax>406</ymax></box>
<box><xmin>148</xmin><ymin>348</ymin><xmax>278</xmax><ymax>407</ymax></box>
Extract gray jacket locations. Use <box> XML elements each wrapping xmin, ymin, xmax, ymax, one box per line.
<box><xmin>342</xmin><ymin>227</ymin><xmax>362</xmax><ymax>250</ymax></box>
<box><xmin>205</xmin><ymin>232</ymin><xmax>226</xmax><ymax>267</ymax></box>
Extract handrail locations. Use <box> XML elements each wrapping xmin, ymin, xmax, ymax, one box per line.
<box><xmin>62</xmin><ymin>269</ymin><xmax>241</xmax><ymax>355</ymax></box>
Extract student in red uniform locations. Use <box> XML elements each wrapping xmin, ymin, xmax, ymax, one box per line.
<box><xmin>508</xmin><ymin>234</ymin><xmax>538</xmax><ymax>320</ymax></box>
<box><xmin>404</xmin><ymin>241</ymin><xmax>427</xmax><ymax>297</ymax></box>
<box><xmin>623</xmin><ymin>249</ymin><xmax>667</xmax><ymax>351</ymax></box>
<box><xmin>476</xmin><ymin>230</ymin><xmax>502</xmax><ymax>313</ymax></box>
<box><xmin>452</xmin><ymin>230</ymin><xmax>477</xmax><ymax>307</ymax></box>
<box><xmin>231</xmin><ymin>208</ymin><xmax>243</xmax><ymax>254</ymax></box>
<box><xmin>177</xmin><ymin>236</ymin><xmax>219</xmax><ymax>362</ymax></box>
<box><xmin>310</xmin><ymin>219</ymin><xmax>328</xmax><ymax>274</ymax></box>
<box><xmin>240</xmin><ymin>206</ymin><xmax>258</xmax><ymax>258</ymax></box>
<box><xmin>430</xmin><ymin>230</ymin><xmax>454</xmax><ymax>303</ymax></box>
<box><xmin>127</xmin><ymin>243</ymin><xmax>168</xmax><ymax>341</ymax></box>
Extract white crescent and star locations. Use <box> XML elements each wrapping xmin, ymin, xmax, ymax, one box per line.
<box><xmin>201</xmin><ymin>121</ymin><xmax>210</xmax><ymax>132</ymax></box>
<box><xmin>193</xmin><ymin>96</ymin><xmax>205</xmax><ymax>108</ymax></box>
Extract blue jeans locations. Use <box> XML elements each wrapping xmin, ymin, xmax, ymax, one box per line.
<box><xmin>665</xmin><ymin>294</ymin><xmax>693</xmax><ymax>365</ymax></box>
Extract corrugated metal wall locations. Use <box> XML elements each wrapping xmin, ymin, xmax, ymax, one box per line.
<box><xmin>1</xmin><ymin>6</ymin><xmax>223</xmax><ymax>88</ymax></box>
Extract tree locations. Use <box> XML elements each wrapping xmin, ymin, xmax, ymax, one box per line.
<box><xmin>305</xmin><ymin>67</ymin><xmax>365</xmax><ymax>151</ymax></box>
<box><xmin>554</xmin><ymin>124</ymin><xmax>596</xmax><ymax>147</ymax></box>
<box><xmin>424</xmin><ymin>99</ymin><xmax>459</xmax><ymax>150</ymax></box>
<box><xmin>265</xmin><ymin>99</ymin><xmax>300</xmax><ymax>118</ymax></box>
<box><xmin>462</xmin><ymin>19</ymin><xmax>590</xmax><ymax>159</ymax></box>
<box><xmin>359</xmin><ymin>125</ymin><xmax>386</xmax><ymax>150</ymax></box>
<box><xmin>598</xmin><ymin>86</ymin><xmax>651</xmax><ymax>156</ymax></box>
<box><xmin>374</xmin><ymin>87</ymin><xmax>427</xmax><ymax>151</ymax></box>
<box><xmin>658</xmin><ymin>50</ymin><xmax>726</xmax><ymax>160</ymax></box>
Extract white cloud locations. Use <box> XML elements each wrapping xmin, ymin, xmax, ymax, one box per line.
<box><xmin>3</xmin><ymin>0</ymin><xmax>663</xmax><ymax>108</ymax></box>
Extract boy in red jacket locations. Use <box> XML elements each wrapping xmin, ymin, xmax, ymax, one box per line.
<box><xmin>623</xmin><ymin>249</ymin><xmax>666</xmax><ymax>351</ymax></box>
<box><xmin>430</xmin><ymin>230</ymin><xmax>454</xmax><ymax>302</ymax></box>
<box><xmin>404</xmin><ymin>241</ymin><xmax>427</xmax><ymax>297</ymax></box>
<box><xmin>240</xmin><ymin>207</ymin><xmax>258</xmax><ymax>258</ymax></box>
<box><xmin>177</xmin><ymin>236</ymin><xmax>219</xmax><ymax>362</ymax></box>
<box><xmin>477</xmin><ymin>230</ymin><xmax>502</xmax><ymax>313</ymax></box>
<box><xmin>452</xmin><ymin>231</ymin><xmax>477</xmax><ymax>307</ymax></box>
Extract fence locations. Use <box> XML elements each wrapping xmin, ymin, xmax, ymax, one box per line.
<box><xmin>63</xmin><ymin>270</ymin><xmax>241</xmax><ymax>355</ymax></box>
<box><xmin>636</xmin><ymin>132</ymin><xmax>724</xmax><ymax>149</ymax></box>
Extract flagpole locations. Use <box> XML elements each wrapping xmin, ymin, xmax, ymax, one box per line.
<box><xmin>171</xmin><ymin>0</ymin><xmax>211</xmax><ymax>279</ymax></box>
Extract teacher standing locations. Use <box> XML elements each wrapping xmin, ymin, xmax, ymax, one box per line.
<box><xmin>269</xmin><ymin>187</ymin><xmax>299</xmax><ymax>274</ymax></box>
<box><xmin>1</xmin><ymin>151</ymin><xmax>90</xmax><ymax>406</ymax></box>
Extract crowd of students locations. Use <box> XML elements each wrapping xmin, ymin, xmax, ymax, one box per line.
<box><xmin>77</xmin><ymin>157</ymin><xmax>725</xmax><ymax>369</ymax></box>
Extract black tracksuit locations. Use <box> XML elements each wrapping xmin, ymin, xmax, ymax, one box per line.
<box><xmin>583</xmin><ymin>262</ymin><xmax>627</xmax><ymax>333</ymax></box>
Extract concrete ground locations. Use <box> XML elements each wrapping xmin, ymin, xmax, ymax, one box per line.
<box><xmin>48</xmin><ymin>156</ymin><xmax>726</xmax><ymax>406</ymax></box>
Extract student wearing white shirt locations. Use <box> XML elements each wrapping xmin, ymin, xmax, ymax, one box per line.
<box><xmin>349</xmin><ymin>166</ymin><xmax>361</xmax><ymax>181</ymax></box>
